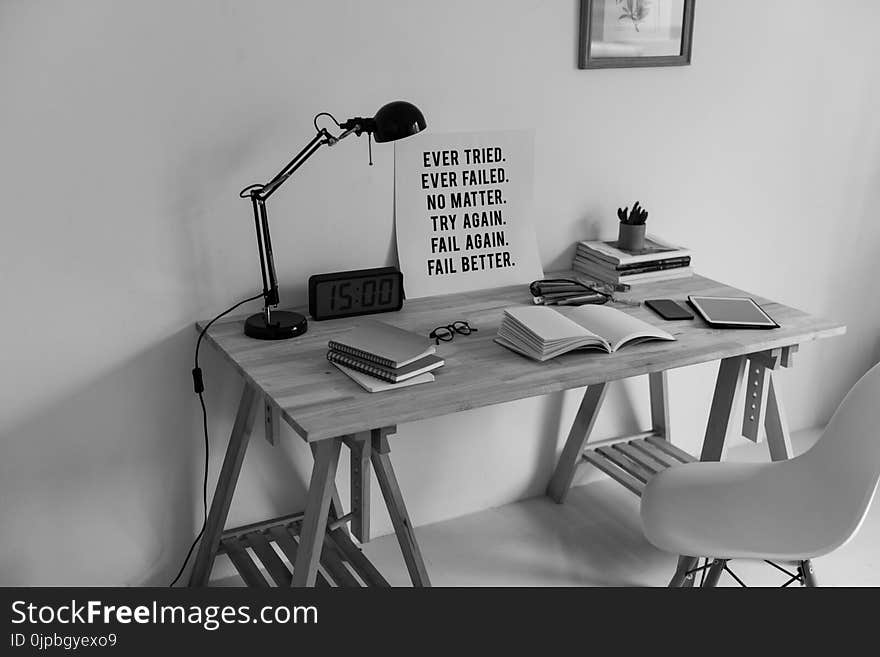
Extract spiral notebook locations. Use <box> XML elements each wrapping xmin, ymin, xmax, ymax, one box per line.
<box><xmin>327</xmin><ymin>350</ymin><xmax>444</xmax><ymax>383</ymax></box>
<box><xmin>331</xmin><ymin>363</ymin><xmax>435</xmax><ymax>393</ymax></box>
<box><xmin>328</xmin><ymin>320</ymin><xmax>435</xmax><ymax>368</ymax></box>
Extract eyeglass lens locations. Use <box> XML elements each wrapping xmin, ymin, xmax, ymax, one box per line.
<box><xmin>431</xmin><ymin>327</ymin><xmax>454</xmax><ymax>342</ymax></box>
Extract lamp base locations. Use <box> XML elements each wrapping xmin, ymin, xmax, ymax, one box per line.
<box><xmin>244</xmin><ymin>310</ymin><xmax>308</xmax><ymax>340</ymax></box>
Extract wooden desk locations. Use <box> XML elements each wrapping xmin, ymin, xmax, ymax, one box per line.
<box><xmin>189</xmin><ymin>272</ymin><xmax>844</xmax><ymax>587</ymax></box>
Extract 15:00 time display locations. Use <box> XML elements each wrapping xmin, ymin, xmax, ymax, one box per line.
<box><xmin>308</xmin><ymin>267</ymin><xmax>405</xmax><ymax>321</ymax></box>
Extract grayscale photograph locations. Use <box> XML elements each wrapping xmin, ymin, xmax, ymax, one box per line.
<box><xmin>1</xmin><ymin>0</ymin><xmax>878</xmax><ymax>649</ymax></box>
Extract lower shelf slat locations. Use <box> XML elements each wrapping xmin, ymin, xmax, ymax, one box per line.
<box><xmin>628</xmin><ymin>440</ymin><xmax>679</xmax><ymax>468</ymax></box>
<box><xmin>329</xmin><ymin>528</ymin><xmax>391</xmax><ymax>587</ymax></box>
<box><xmin>612</xmin><ymin>443</ymin><xmax>664</xmax><ymax>474</ymax></box>
<box><xmin>320</xmin><ymin>535</ymin><xmax>362</xmax><ymax>587</ymax></box>
<box><xmin>645</xmin><ymin>435</ymin><xmax>697</xmax><ymax>463</ymax></box>
<box><xmin>266</xmin><ymin>525</ymin><xmax>332</xmax><ymax>588</ymax></box>
<box><xmin>582</xmin><ymin>436</ymin><xmax>697</xmax><ymax>497</ymax></box>
<box><xmin>596</xmin><ymin>446</ymin><xmax>653</xmax><ymax>483</ymax></box>
<box><xmin>223</xmin><ymin>538</ymin><xmax>270</xmax><ymax>588</ymax></box>
<box><xmin>247</xmin><ymin>531</ymin><xmax>292</xmax><ymax>587</ymax></box>
<box><xmin>582</xmin><ymin>451</ymin><xmax>645</xmax><ymax>496</ymax></box>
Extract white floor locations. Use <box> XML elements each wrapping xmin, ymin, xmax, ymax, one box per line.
<box><xmin>218</xmin><ymin>428</ymin><xmax>880</xmax><ymax>587</ymax></box>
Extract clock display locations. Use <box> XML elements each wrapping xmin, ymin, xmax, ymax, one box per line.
<box><xmin>309</xmin><ymin>267</ymin><xmax>404</xmax><ymax>321</ymax></box>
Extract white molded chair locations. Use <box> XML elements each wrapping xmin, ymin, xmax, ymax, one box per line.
<box><xmin>640</xmin><ymin>362</ymin><xmax>880</xmax><ymax>587</ymax></box>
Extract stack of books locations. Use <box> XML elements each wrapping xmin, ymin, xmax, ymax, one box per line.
<box><xmin>573</xmin><ymin>236</ymin><xmax>692</xmax><ymax>286</ymax></box>
<box><xmin>327</xmin><ymin>320</ymin><xmax>444</xmax><ymax>392</ymax></box>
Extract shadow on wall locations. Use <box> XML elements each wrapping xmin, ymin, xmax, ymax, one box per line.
<box><xmin>0</xmin><ymin>328</ymin><xmax>195</xmax><ymax>585</ymax></box>
<box><xmin>0</xmin><ymin>325</ymin><xmax>313</xmax><ymax>586</ymax></box>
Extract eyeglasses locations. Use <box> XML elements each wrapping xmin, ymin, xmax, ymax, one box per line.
<box><xmin>429</xmin><ymin>321</ymin><xmax>478</xmax><ymax>345</ymax></box>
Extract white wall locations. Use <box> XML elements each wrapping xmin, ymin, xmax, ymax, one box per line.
<box><xmin>1</xmin><ymin>0</ymin><xmax>878</xmax><ymax>585</ymax></box>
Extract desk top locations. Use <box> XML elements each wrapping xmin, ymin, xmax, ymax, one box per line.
<box><xmin>198</xmin><ymin>273</ymin><xmax>845</xmax><ymax>442</ymax></box>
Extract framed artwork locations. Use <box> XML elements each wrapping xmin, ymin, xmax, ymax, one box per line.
<box><xmin>578</xmin><ymin>0</ymin><xmax>695</xmax><ymax>69</ymax></box>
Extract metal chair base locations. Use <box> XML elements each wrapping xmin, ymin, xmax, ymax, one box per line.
<box><xmin>669</xmin><ymin>557</ymin><xmax>818</xmax><ymax>587</ymax></box>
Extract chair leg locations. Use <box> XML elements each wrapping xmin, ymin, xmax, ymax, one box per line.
<box><xmin>702</xmin><ymin>559</ymin><xmax>726</xmax><ymax>587</ymax></box>
<box><xmin>669</xmin><ymin>556</ymin><xmax>699</xmax><ymax>587</ymax></box>
<box><xmin>799</xmin><ymin>560</ymin><xmax>818</xmax><ymax>587</ymax></box>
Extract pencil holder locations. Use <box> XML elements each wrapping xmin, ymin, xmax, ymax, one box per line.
<box><xmin>618</xmin><ymin>222</ymin><xmax>646</xmax><ymax>251</ymax></box>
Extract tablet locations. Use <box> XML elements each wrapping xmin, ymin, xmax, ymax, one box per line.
<box><xmin>687</xmin><ymin>295</ymin><xmax>779</xmax><ymax>329</ymax></box>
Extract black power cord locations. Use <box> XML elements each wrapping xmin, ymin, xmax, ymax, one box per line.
<box><xmin>169</xmin><ymin>292</ymin><xmax>264</xmax><ymax>587</ymax></box>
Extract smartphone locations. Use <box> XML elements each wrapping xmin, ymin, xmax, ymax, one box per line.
<box><xmin>645</xmin><ymin>299</ymin><xmax>694</xmax><ymax>321</ymax></box>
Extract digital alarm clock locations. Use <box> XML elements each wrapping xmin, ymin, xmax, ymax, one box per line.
<box><xmin>308</xmin><ymin>267</ymin><xmax>405</xmax><ymax>321</ymax></box>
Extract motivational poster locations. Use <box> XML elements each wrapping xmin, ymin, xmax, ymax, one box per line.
<box><xmin>394</xmin><ymin>130</ymin><xmax>543</xmax><ymax>298</ymax></box>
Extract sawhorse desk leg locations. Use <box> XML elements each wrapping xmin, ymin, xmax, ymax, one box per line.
<box><xmin>292</xmin><ymin>439</ymin><xmax>342</xmax><ymax>586</ymax></box>
<box><xmin>187</xmin><ymin>382</ymin><xmax>352</xmax><ymax>588</ymax></box>
<box><xmin>699</xmin><ymin>350</ymin><xmax>795</xmax><ymax>463</ymax></box>
<box><xmin>371</xmin><ymin>429</ymin><xmax>431</xmax><ymax>587</ymax></box>
<box><xmin>699</xmin><ymin>355</ymin><xmax>748</xmax><ymax>461</ymax></box>
<box><xmin>648</xmin><ymin>371</ymin><xmax>671</xmax><ymax>441</ymax></box>
<box><xmin>189</xmin><ymin>385</ymin><xmax>259</xmax><ymax>586</ymax></box>
<box><xmin>186</xmin><ymin>384</ymin><xmax>427</xmax><ymax>586</ymax></box>
<box><xmin>546</xmin><ymin>383</ymin><xmax>608</xmax><ymax>503</ymax></box>
<box><xmin>297</xmin><ymin>427</ymin><xmax>429</xmax><ymax>587</ymax></box>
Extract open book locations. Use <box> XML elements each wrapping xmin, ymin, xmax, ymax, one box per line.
<box><xmin>495</xmin><ymin>304</ymin><xmax>675</xmax><ymax>361</ymax></box>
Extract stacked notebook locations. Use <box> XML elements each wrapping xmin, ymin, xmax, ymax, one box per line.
<box><xmin>573</xmin><ymin>236</ymin><xmax>693</xmax><ymax>286</ymax></box>
<box><xmin>327</xmin><ymin>320</ymin><xmax>444</xmax><ymax>392</ymax></box>
<box><xmin>495</xmin><ymin>305</ymin><xmax>674</xmax><ymax>361</ymax></box>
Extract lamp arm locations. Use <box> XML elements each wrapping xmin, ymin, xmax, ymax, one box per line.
<box><xmin>241</xmin><ymin>124</ymin><xmax>363</xmax><ymax>318</ymax></box>
<box><xmin>252</xmin><ymin>124</ymin><xmax>362</xmax><ymax>201</ymax></box>
<box><xmin>255</xmin><ymin>129</ymin><xmax>330</xmax><ymax>201</ymax></box>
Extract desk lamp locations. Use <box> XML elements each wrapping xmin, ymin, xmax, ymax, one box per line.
<box><xmin>239</xmin><ymin>100</ymin><xmax>427</xmax><ymax>340</ymax></box>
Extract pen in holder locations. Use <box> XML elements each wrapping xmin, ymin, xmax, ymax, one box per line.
<box><xmin>617</xmin><ymin>201</ymin><xmax>648</xmax><ymax>251</ymax></box>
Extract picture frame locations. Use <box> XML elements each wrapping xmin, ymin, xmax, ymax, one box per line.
<box><xmin>578</xmin><ymin>0</ymin><xmax>695</xmax><ymax>69</ymax></box>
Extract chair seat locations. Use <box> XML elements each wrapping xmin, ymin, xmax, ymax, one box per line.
<box><xmin>641</xmin><ymin>363</ymin><xmax>880</xmax><ymax>570</ymax></box>
<box><xmin>640</xmin><ymin>459</ymin><xmax>846</xmax><ymax>561</ymax></box>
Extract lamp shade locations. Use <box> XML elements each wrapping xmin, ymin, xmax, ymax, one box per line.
<box><xmin>371</xmin><ymin>101</ymin><xmax>427</xmax><ymax>143</ymax></box>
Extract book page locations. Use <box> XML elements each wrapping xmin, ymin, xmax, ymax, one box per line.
<box><xmin>503</xmin><ymin>306</ymin><xmax>594</xmax><ymax>343</ymax></box>
<box><xmin>560</xmin><ymin>305</ymin><xmax>674</xmax><ymax>352</ymax></box>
